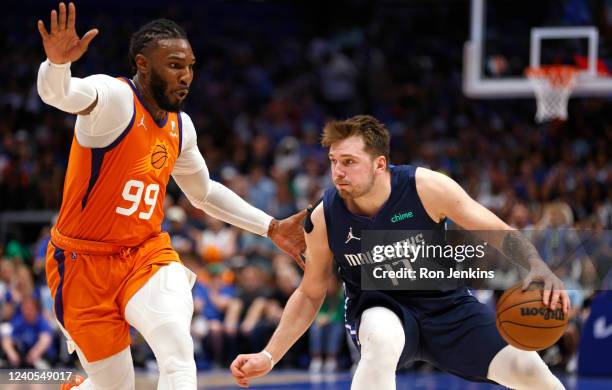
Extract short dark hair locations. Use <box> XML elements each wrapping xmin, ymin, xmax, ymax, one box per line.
<box><xmin>128</xmin><ymin>19</ymin><xmax>188</xmax><ymax>72</ymax></box>
<box><xmin>321</xmin><ymin>115</ymin><xmax>390</xmax><ymax>165</ymax></box>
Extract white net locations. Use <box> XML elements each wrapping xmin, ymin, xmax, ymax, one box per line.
<box><xmin>526</xmin><ymin>66</ymin><xmax>578</xmax><ymax>123</ymax></box>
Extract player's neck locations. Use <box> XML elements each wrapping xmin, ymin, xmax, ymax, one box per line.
<box><xmin>346</xmin><ymin>171</ymin><xmax>391</xmax><ymax>218</ymax></box>
<box><xmin>133</xmin><ymin>74</ymin><xmax>167</xmax><ymax>123</ymax></box>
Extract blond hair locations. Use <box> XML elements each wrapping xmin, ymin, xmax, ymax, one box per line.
<box><xmin>321</xmin><ymin>115</ymin><xmax>390</xmax><ymax>164</ymax></box>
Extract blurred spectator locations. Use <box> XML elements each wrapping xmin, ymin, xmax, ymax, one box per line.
<box><xmin>4</xmin><ymin>264</ymin><xmax>38</xmax><ymax>321</ymax></box>
<box><xmin>166</xmin><ymin>206</ymin><xmax>197</xmax><ymax>256</ymax></box>
<box><xmin>224</xmin><ymin>265</ymin><xmax>272</xmax><ymax>362</ymax></box>
<box><xmin>294</xmin><ymin>158</ymin><xmax>328</xmax><ymax>210</ymax></box>
<box><xmin>262</xmin><ymin>262</ymin><xmax>305</xmax><ymax>367</ymax></box>
<box><xmin>308</xmin><ymin>275</ymin><xmax>345</xmax><ymax>373</ymax></box>
<box><xmin>318</xmin><ymin>49</ymin><xmax>358</xmax><ymax>117</ymax></box>
<box><xmin>0</xmin><ymin>259</ymin><xmax>15</xmax><ymax>323</ymax></box>
<box><xmin>1</xmin><ymin>296</ymin><xmax>54</xmax><ymax>368</ymax></box>
<box><xmin>477</xmin><ymin>167</ymin><xmax>510</xmax><ymax>217</ymax></box>
<box><xmin>192</xmin><ymin>264</ymin><xmax>236</xmax><ymax>367</ymax></box>
<box><xmin>236</xmin><ymin>231</ymin><xmax>277</xmax><ymax>261</ymax></box>
<box><xmin>596</xmin><ymin>196</ymin><xmax>612</xmax><ymax>229</ymax></box>
<box><xmin>274</xmin><ymin>136</ymin><xmax>301</xmax><ymax>175</ymax></box>
<box><xmin>197</xmin><ymin>215</ymin><xmax>238</xmax><ymax>264</ymax></box>
<box><xmin>32</xmin><ymin>226</ymin><xmax>51</xmax><ymax>284</ymax></box>
<box><xmin>298</xmin><ymin>125</ymin><xmax>327</xmax><ymax>164</ymax></box>
<box><xmin>4</xmin><ymin>238</ymin><xmax>29</xmax><ymax>262</ymax></box>
<box><xmin>272</xmin><ymin>171</ymin><xmax>299</xmax><ymax>220</ymax></box>
<box><xmin>32</xmin><ymin>214</ymin><xmax>58</xmax><ymax>286</ymax></box>
<box><xmin>508</xmin><ymin>202</ymin><xmax>536</xmax><ymax>244</ymax></box>
<box><xmin>508</xmin><ymin>202</ymin><xmax>534</xmax><ymax>231</ymax></box>
<box><xmin>534</xmin><ymin>202</ymin><xmax>583</xmax><ymax>270</ymax></box>
<box><xmin>265</xmin><ymin>265</ymin><xmax>300</xmax><ymax>324</ymax></box>
<box><xmin>247</xmin><ymin>165</ymin><xmax>277</xmax><ymax>215</ymax></box>
<box><xmin>246</xmin><ymin>135</ymin><xmax>274</xmax><ymax>172</ymax></box>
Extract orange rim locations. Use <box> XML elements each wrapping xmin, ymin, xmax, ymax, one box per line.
<box><xmin>525</xmin><ymin>65</ymin><xmax>578</xmax><ymax>87</ymax></box>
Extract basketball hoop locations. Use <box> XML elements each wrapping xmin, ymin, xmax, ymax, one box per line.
<box><xmin>525</xmin><ymin>65</ymin><xmax>578</xmax><ymax>123</ymax></box>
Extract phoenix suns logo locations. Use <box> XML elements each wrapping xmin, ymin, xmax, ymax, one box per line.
<box><xmin>151</xmin><ymin>144</ymin><xmax>168</xmax><ymax>169</ymax></box>
<box><xmin>131</xmin><ymin>140</ymin><xmax>171</xmax><ymax>177</ymax></box>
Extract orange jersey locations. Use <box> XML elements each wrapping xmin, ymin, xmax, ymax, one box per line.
<box><xmin>55</xmin><ymin>78</ymin><xmax>183</xmax><ymax>247</ymax></box>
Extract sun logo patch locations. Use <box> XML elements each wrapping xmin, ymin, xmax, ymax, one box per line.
<box><xmin>151</xmin><ymin>144</ymin><xmax>168</xmax><ymax>169</ymax></box>
<box><xmin>131</xmin><ymin>139</ymin><xmax>171</xmax><ymax>177</ymax></box>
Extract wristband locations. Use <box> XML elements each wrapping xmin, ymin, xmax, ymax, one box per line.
<box><xmin>261</xmin><ymin>349</ymin><xmax>275</xmax><ymax>368</ymax></box>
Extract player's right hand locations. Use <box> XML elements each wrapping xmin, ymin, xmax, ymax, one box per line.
<box><xmin>37</xmin><ymin>2</ymin><xmax>98</xmax><ymax>64</ymax></box>
<box><xmin>230</xmin><ymin>352</ymin><xmax>273</xmax><ymax>388</ymax></box>
<box><xmin>522</xmin><ymin>262</ymin><xmax>570</xmax><ymax>315</ymax></box>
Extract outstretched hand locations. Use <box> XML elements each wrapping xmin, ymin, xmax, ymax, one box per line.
<box><xmin>268</xmin><ymin>208</ymin><xmax>308</xmax><ymax>270</ymax></box>
<box><xmin>37</xmin><ymin>2</ymin><xmax>98</xmax><ymax>64</ymax></box>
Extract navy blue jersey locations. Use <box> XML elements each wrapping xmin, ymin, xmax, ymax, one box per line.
<box><xmin>323</xmin><ymin>166</ymin><xmax>456</xmax><ymax>314</ymax></box>
<box><xmin>323</xmin><ymin>165</ymin><xmax>507</xmax><ymax>380</ymax></box>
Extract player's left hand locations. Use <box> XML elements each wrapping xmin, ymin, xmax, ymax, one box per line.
<box><xmin>522</xmin><ymin>262</ymin><xmax>570</xmax><ymax>315</ymax></box>
<box><xmin>37</xmin><ymin>2</ymin><xmax>99</xmax><ymax>64</ymax></box>
<box><xmin>268</xmin><ymin>209</ymin><xmax>308</xmax><ymax>270</ymax></box>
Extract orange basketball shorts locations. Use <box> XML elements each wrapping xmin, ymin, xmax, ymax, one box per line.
<box><xmin>46</xmin><ymin>228</ymin><xmax>181</xmax><ymax>362</ymax></box>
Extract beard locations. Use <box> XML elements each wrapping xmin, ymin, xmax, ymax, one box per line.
<box><xmin>150</xmin><ymin>68</ymin><xmax>183</xmax><ymax>112</ymax></box>
<box><xmin>336</xmin><ymin>173</ymin><xmax>376</xmax><ymax>200</ymax></box>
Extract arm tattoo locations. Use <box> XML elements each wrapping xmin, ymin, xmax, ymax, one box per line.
<box><xmin>501</xmin><ymin>230</ymin><xmax>541</xmax><ymax>269</ymax></box>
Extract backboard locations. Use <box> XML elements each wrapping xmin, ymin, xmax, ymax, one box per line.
<box><xmin>463</xmin><ymin>0</ymin><xmax>612</xmax><ymax>98</ymax></box>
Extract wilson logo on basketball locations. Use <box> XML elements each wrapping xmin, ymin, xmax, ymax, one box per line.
<box><xmin>520</xmin><ymin>307</ymin><xmax>564</xmax><ymax>321</ymax></box>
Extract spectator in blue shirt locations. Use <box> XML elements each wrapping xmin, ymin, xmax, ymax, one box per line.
<box><xmin>193</xmin><ymin>264</ymin><xmax>236</xmax><ymax>366</ymax></box>
<box><xmin>1</xmin><ymin>296</ymin><xmax>54</xmax><ymax>368</ymax></box>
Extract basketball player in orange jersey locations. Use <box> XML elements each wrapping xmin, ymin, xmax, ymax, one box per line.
<box><xmin>231</xmin><ymin>116</ymin><xmax>569</xmax><ymax>389</ymax></box>
<box><xmin>36</xmin><ymin>3</ymin><xmax>306</xmax><ymax>389</ymax></box>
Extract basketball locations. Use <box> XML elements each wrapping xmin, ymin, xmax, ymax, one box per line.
<box><xmin>496</xmin><ymin>283</ymin><xmax>568</xmax><ymax>351</ymax></box>
<box><xmin>151</xmin><ymin>144</ymin><xmax>168</xmax><ymax>169</ymax></box>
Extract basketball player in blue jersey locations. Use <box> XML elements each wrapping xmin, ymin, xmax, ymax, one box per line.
<box><xmin>231</xmin><ymin>115</ymin><xmax>568</xmax><ymax>389</ymax></box>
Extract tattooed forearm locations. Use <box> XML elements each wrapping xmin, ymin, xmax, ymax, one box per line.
<box><xmin>501</xmin><ymin>230</ymin><xmax>542</xmax><ymax>269</ymax></box>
